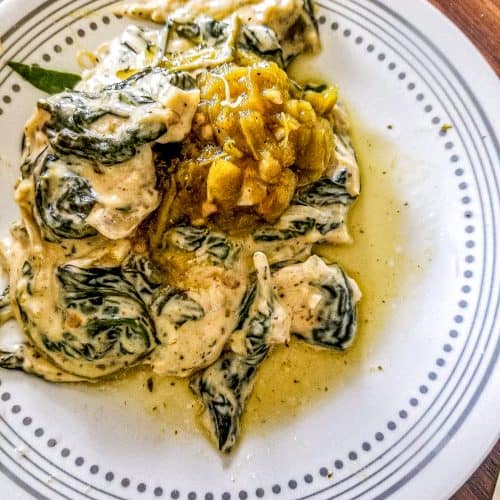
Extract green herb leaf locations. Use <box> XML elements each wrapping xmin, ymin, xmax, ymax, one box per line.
<box><xmin>7</xmin><ymin>61</ymin><xmax>80</xmax><ymax>94</ymax></box>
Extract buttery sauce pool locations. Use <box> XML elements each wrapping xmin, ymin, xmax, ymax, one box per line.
<box><xmin>99</xmin><ymin>119</ymin><xmax>415</xmax><ymax>444</ymax></box>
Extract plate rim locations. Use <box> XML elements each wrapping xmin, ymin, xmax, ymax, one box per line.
<box><xmin>0</xmin><ymin>0</ymin><xmax>497</xmax><ymax>498</ymax></box>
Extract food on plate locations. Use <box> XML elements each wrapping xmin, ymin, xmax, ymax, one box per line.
<box><xmin>0</xmin><ymin>0</ymin><xmax>361</xmax><ymax>451</ymax></box>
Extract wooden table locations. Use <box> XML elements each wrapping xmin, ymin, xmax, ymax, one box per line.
<box><xmin>430</xmin><ymin>0</ymin><xmax>500</xmax><ymax>74</ymax></box>
<box><xmin>426</xmin><ymin>3</ymin><xmax>500</xmax><ymax>496</ymax></box>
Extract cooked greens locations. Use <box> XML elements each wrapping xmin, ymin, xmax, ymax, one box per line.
<box><xmin>37</xmin><ymin>67</ymin><xmax>198</xmax><ymax>166</ymax></box>
<box><xmin>0</xmin><ymin>0</ymin><xmax>363</xmax><ymax>454</ymax></box>
<box><xmin>293</xmin><ymin>169</ymin><xmax>356</xmax><ymax>207</ymax></box>
<box><xmin>168</xmin><ymin>16</ymin><xmax>287</xmax><ymax>67</ymax></box>
<box><xmin>166</xmin><ymin>226</ymin><xmax>209</xmax><ymax>251</ymax></box>
<box><xmin>273</xmin><ymin>256</ymin><xmax>360</xmax><ymax>350</ymax></box>
<box><xmin>148</xmin><ymin>267</ymin><xmax>246</xmax><ymax>377</ymax></box>
<box><xmin>119</xmin><ymin>0</ymin><xmax>319</xmax><ymax>66</ymax></box>
<box><xmin>34</xmin><ymin>152</ymin><xmax>98</xmax><ymax>241</ymax></box>
<box><xmin>165</xmin><ymin>226</ymin><xmax>240</xmax><ymax>265</ymax></box>
<box><xmin>253</xmin><ymin>169</ymin><xmax>356</xmax><ymax>243</ymax></box>
<box><xmin>0</xmin><ymin>343</ymin><xmax>85</xmax><ymax>382</ymax></box>
<box><xmin>190</xmin><ymin>253</ymin><xmax>288</xmax><ymax>452</ymax></box>
<box><xmin>39</xmin><ymin>69</ymin><xmax>170</xmax><ymax>164</ymax></box>
<box><xmin>15</xmin><ymin>256</ymin><xmax>160</xmax><ymax>379</ymax></box>
<box><xmin>253</xmin><ymin>215</ymin><xmax>318</xmax><ymax>242</ymax></box>
<box><xmin>122</xmin><ymin>254</ymin><xmax>163</xmax><ymax>304</ymax></box>
<box><xmin>28</xmin><ymin>65</ymin><xmax>199</xmax><ymax>241</ymax></box>
<box><xmin>167</xmin><ymin>15</ymin><xmax>308</xmax><ymax>69</ymax></box>
<box><xmin>169</xmin><ymin>16</ymin><xmax>229</xmax><ymax>46</ymax></box>
<box><xmin>151</xmin><ymin>288</ymin><xmax>205</xmax><ymax>328</ymax></box>
<box><xmin>238</xmin><ymin>24</ymin><xmax>284</xmax><ymax>66</ymax></box>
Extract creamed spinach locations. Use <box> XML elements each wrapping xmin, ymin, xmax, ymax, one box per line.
<box><xmin>0</xmin><ymin>0</ymin><xmax>363</xmax><ymax>454</ymax></box>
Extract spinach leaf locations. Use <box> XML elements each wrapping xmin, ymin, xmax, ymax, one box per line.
<box><xmin>38</xmin><ymin>68</ymin><xmax>184</xmax><ymax>165</ymax></box>
<box><xmin>308</xmin><ymin>274</ymin><xmax>357</xmax><ymax>349</ymax></box>
<box><xmin>293</xmin><ymin>169</ymin><xmax>355</xmax><ymax>207</ymax></box>
<box><xmin>274</xmin><ymin>256</ymin><xmax>359</xmax><ymax>350</ymax></box>
<box><xmin>165</xmin><ymin>226</ymin><xmax>239</xmax><ymax>265</ymax></box>
<box><xmin>190</xmin><ymin>253</ymin><xmax>287</xmax><ymax>452</ymax></box>
<box><xmin>238</xmin><ymin>25</ymin><xmax>284</xmax><ymax>67</ymax></box>
<box><xmin>8</xmin><ymin>62</ymin><xmax>80</xmax><ymax>94</ymax></box>
<box><xmin>34</xmin><ymin>152</ymin><xmax>98</xmax><ymax>241</ymax></box>
<box><xmin>252</xmin><ymin>169</ymin><xmax>355</xmax><ymax>243</ymax></box>
<box><xmin>20</xmin><ymin>145</ymin><xmax>48</xmax><ymax>180</ymax></box>
<box><xmin>253</xmin><ymin>217</ymin><xmax>316</xmax><ymax>242</ymax></box>
<box><xmin>170</xmin><ymin>16</ymin><xmax>228</xmax><ymax>46</ymax></box>
<box><xmin>167</xmin><ymin>8</ymin><xmax>317</xmax><ymax>69</ymax></box>
<box><xmin>168</xmin><ymin>16</ymin><xmax>286</xmax><ymax>67</ymax></box>
<box><xmin>167</xmin><ymin>226</ymin><xmax>209</xmax><ymax>251</ymax></box>
<box><xmin>151</xmin><ymin>287</ymin><xmax>205</xmax><ymax>328</ymax></box>
<box><xmin>15</xmin><ymin>256</ymin><xmax>159</xmax><ymax>379</ymax></box>
<box><xmin>201</xmin><ymin>233</ymin><xmax>238</xmax><ymax>263</ymax></box>
<box><xmin>0</xmin><ymin>344</ymin><xmax>85</xmax><ymax>383</ymax></box>
<box><xmin>54</xmin><ymin>263</ymin><xmax>158</xmax><ymax>360</ymax></box>
<box><xmin>122</xmin><ymin>254</ymin><xmax>163</xmax><ymax>305</ymax></box>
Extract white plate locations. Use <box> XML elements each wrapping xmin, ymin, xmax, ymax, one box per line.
<box><xmin>0</xmin><ymin>1</ymin><xmax>498</xmax><ymax>499</ymax></box>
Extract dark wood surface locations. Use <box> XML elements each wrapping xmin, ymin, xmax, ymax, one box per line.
<box><xmin>451</xmin><ymin>441</ymin><xmax>500</xmax><ymax>500</ymax></box>
<box><xmin>429</xmin><ymin>0</ymin><xmax>500</xmax><ymax>75</ymax></box>
<box><xmin>426</xmin><ymin>3</ymin><xmax>499</xmax><ymax>495</ymax></box>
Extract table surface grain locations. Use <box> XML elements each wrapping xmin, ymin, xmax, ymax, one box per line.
<box><xmin>425</xmin><ymin>3</ymin><xmax>500</xmax><ymax>498</ymax></box>
<box><xmin>429</xmin><ymin>0</ymin><xmax>500</xmax><ymax>75</ymax></box>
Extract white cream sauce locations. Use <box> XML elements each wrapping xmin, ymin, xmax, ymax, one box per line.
<box><xmin>116</xmin><ymin>0</ymin><xmax>319</xmax><ymax>63</ymax></box>
<box><xmin>150</xmin><ymin>266</ymin><xmax>247</xmax><ymax>376</ymax></box>
<box><xmin>0</xmin><ymin>0</ymin><xmax>361</xmax><ymax>430</ymax></box>
<box><xmin>78</xmin><ymin>146</ymin><xmax>160</xmax><ymax>239</ymax></box>
<box><xmin>21</xmin><ymin>64</ymin><xmax>199</xmax><ymax>241</ymax></box>
<box><xmin>77</xmin><ymin>25</ymin><xmax>164</xmax><ymax>92</ymax></box>
<box><xmin>273</xmin><ymin>255</ymin><xmax>361</xmax><ymax>341</ymax></box>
